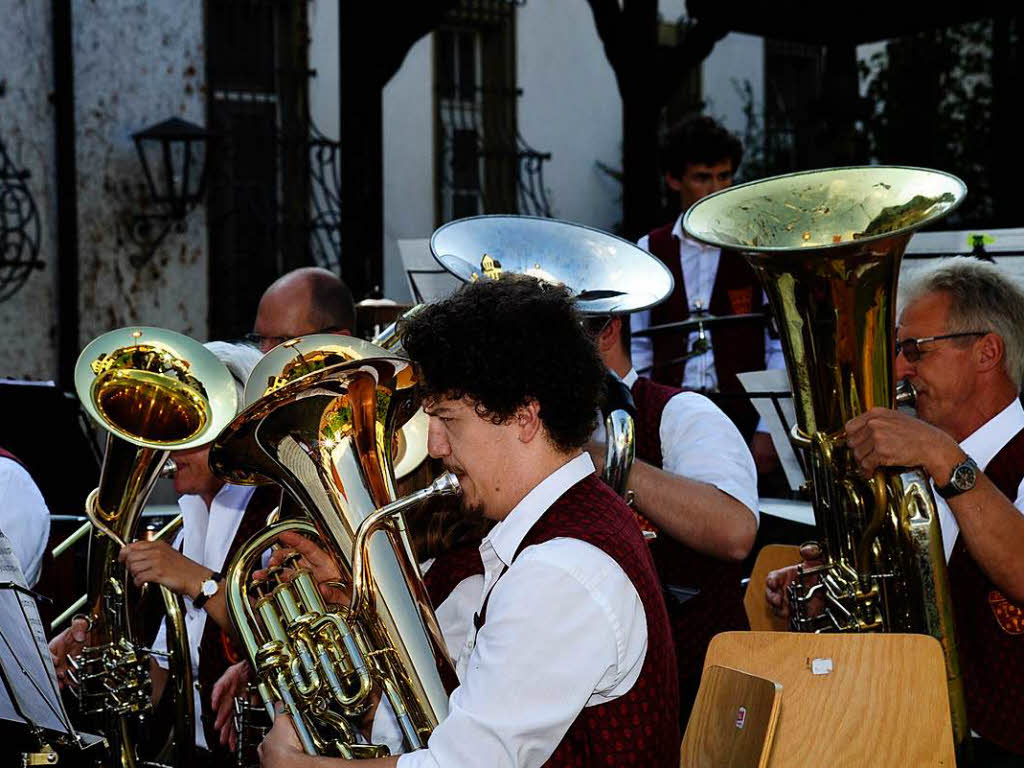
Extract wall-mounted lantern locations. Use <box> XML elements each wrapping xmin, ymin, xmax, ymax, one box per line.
<box><xmin>127</xmin><ymin>117</ymin><xmax>212</xmax><ymax>266</ymax></box>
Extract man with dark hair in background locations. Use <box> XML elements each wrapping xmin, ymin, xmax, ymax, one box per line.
<box><xmin>249</xmin><ymin>266</ymin><xmax>356</xmax><ymax>352</ymax></box>
<box><xmin>631</xmin><ymin>115</ymin><xmax>784</xmax><ymax>479</ymax></box>
<box><xmin>258</xmin><ymin>275</ymin><xmax>680</xmax><ymax>768</ymax></box>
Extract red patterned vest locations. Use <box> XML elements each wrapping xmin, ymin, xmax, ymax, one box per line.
<box><xmin>480</xmin><ymin>472</ymin><xmax>680</xmax><ymax>768</ymax></box>
<box><xmin>646</xmin><ymin>222</ymin><xmax>766</xmax><ymax>440</ymax></box>
<box><xmin>630</xmin><ymin>378</ymin><xmax>748</xmax><ymax>700</ymax></box>
<box><xmin>947</xmin><ymin>425</ymin><xmax>1024</xmax><ymax>754</ymax></box>
<box><xmin>195</xmin><ymin>484</ymin><xmax>281</xmax><ymax>756</ymax></box>
<box><xmin>423</xmin><ymin>544</ymin><xmax>483</xmax><ymax>608</ymax></box>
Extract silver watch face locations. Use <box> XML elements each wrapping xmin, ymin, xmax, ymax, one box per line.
<box><xmin>201</xmin><ymin>579</ymin><xmax>218</xmax><ymax>597</ymax></box>
<box><xmin>952</xmin><ymin>462</ymin><xmax>977</xmax><ymax>491</ymax></box>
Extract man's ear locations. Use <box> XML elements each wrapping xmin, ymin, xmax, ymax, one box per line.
<box><xmin>664</xmin><ymin>172</ymin><xmax>682</xmax><ymax>193</ymax></box>
<box><xmin>515</xmin><ymin>400</ymin><xmax>543</xmax><ymax>444</ymax></box>
<box><xmin>598</xmin><ymin>316</ymin><xmax>620</xmax><ymax>354</ymax></box>
<box><xmin>976</xmin><ymin>332</ymin><xmax>1005</xmax><ymax>374</ymax></box>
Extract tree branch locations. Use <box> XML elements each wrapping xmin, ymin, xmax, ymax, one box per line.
<box><xmin>653</xmin><ymin>19</ymin><xmax>728</xmax><ymax>103</ymax></box>
<box><xmin>585</xmin><ymin>0</ymin><xmax>627</xmax><ymax>92</ymax></box>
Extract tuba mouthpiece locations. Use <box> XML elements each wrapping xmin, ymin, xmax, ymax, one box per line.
<box><xmin>430</xmin><ymin>471</ymin><xmax>462</xmax><ymax>497</ymax></box>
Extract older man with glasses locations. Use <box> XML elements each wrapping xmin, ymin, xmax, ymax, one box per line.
<box><xmin>767</xmin><ymin>257</ymin><xmax>1024</xmax><ymax>765</ymax></box>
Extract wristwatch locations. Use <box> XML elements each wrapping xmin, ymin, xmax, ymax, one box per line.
<box><xmin>935</xmin><ymin>456</ymin><xmax>979</xmax><ymax>499</ymax></box>
<box><xmin>193</xmin><ymin>571</ymin><xmax>223</xmax><ymax>610</ymax></box>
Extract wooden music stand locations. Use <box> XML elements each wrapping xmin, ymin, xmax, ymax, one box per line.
<box><xmin>701</xmin><ymin>632</ymin><xmax>957</xmax><ymax>767</ymax></box>
<box><xmin>680</xmin><ymin>665</ymin><xmax>781</xmax><ymax>768</ymax></box>
<box><xmin>743</xmin><ymin>544</ymin><xmax>801</xmax><ymax>632</ymax></box>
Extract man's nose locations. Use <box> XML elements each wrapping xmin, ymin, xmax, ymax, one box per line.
<box><xmin>426</xmin><ymin>418</ymin><xmax>449</xmax><ymax>459</ymax></box>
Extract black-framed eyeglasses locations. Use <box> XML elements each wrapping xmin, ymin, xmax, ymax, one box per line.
<box><xmin>895</xmin><ymin>331</ymin><xmax>988</xmax><ymax>363</ymax></box>
<box><xmin>244</xmin><ymin>325</ymin><xmax>345</xmax><ymax>350</ymax></box>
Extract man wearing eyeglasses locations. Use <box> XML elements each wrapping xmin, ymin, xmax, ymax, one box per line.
<box><xmin>248</xmin><ymin>267</ymin><xmax>356</xmax><ymax>352</ymax></box>
<box><xmin>767</xmin><ymin>257</ymin><xmax>1024</xmax><ymax>764</ymax></box>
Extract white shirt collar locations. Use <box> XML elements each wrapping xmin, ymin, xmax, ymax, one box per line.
<box><xmin>671</xmin><ymin>213</ymin><xmax>684</xmax><ymax>240</ymax></box>
<box><xmin>484</xmin><ymin>453</ymin><xmax>595</xmax><ymax>566</ymax></box>
<box><xmin>959</xmin><ymin>397</ymin><xmax>1024</xmax><ymax>470</ymax></box>
<box><xmin>670</xmin><ymin>212</ymin><xmax>713</xmax><ymax>250</ymax></box>
<box><xmin>177</xmin><ymin>482</ymin><xmax>255</xmax><ymax>565</ymax></box>
<box><xmin>621</xmin><ymin>368</ymin><xmax>639</xmax><ymax>388</ymax></box>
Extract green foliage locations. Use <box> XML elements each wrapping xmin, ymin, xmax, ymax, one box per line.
<box><xmin>859</xmin><ymin>20</ymin><xmax>997</xmax><ymax>229</ymax></box>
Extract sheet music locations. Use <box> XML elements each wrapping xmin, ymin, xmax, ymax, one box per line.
<box><xmin>0</xmin><ymin>531</ymin><xmax>74</xmax><ymax>734</ymax></box>
<box><xmin>735</xmin><ymin>369</ymin><xmax>806</xmax><ymax>492</ymax></box>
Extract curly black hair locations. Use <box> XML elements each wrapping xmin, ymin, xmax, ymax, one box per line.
<box><xmin>399</xmin><ymin>275</ymin><xmax>606</xmax><ymax>452</ymax></box>
<box><xmin>661</xmin><ymin>114</ymin><xmax>743</xmax><ymax>178</ymax></box>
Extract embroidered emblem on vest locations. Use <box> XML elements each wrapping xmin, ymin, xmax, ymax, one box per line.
<box><xmin>988</xmin><ymin>590</ymin><xmax>1024</xmax><ymax>635</ymax></box>
<box><xmin>220</xmin><ymin>630</ymin><xmax>243</xmax><ymax>664</ymax></box>
<box><xmin>727</xmin><ymin>287</ymin><xmax>754</xmax><ymax>314</ymax></box>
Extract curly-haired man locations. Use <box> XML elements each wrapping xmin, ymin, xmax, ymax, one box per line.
<box><xmin>259</xmin><ymin>275</ymin><xmax>681</xmax><ymax>768</ymax></box>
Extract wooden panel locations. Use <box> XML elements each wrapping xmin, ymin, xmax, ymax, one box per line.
<box><xmin>743</xmin><ymin>544</ymin><xmax>801</xmax><ymax>632</ymax></box>
<box><xmin>703</xmin><ymin>632</ymin><xmax>956</xmax><ymax>768</ymax></box>
<box><xmin>681</xmin><ymin>665</ymin><xmax>781</xmax><ymax>768</ymax></box>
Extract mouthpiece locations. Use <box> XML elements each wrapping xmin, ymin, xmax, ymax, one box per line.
<box><xmin>895</xmin><ymin>380</ymin><xmax>917</xmax><ymax>408</ymax></box>
<box><xmin>431</xmin><ymin>471</ymin><xmax>462</xmax><ymax>497</ymax></box>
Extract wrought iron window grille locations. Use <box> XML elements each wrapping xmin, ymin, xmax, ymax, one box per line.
<box><xmin>437</xmin><ymin>84</ymin><xmax>552</xmax><ymax>220</ymax></box>
<box><xmin>0</xmin><ymin>138</ymin><xmax>43</xmax><ymax>302</ymax></box>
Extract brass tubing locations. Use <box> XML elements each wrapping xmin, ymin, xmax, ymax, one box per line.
<box><xmin>351</xmin><ymin>472</ymin><xmax>460</xmax><ymax>617</ymax></box>
<box><xmin>49</xmin><ymin>593</ymin><xmax>88</xmax><ymax>632</ymax></box>
<box><xmin>51</xmin><ymin>521</ymin><xmax>91</xmax><ymax>559</ymax></box>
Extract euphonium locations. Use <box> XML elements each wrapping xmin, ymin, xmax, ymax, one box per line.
<box><xmin>68</xmin><ymin>326</ymin><xmax>239</xmax><ymax>768</ymax></box>
<box><xmin>683</xmin><ymin>166</ymin><xmax>970</xmax><ymax>750</ymax></box>
<box><xmin>209</xmin><ymin>337</ymin><xmax>461</xmax><ymax>758</ymax></box>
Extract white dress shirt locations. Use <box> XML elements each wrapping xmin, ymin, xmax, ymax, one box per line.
<box><xmin>0</xmin><ymin>457</ymin><xmax>50</xmax><ymax>587</ymax></box>
<box><xmin>370</xmin><ymin>561</ymin><xmax>484</xmax><ymax>753</ymax></box>
<box><xmin>630</xmin><ymin>214</ymin><xmax>786</xmax><ymax>392</ymax></box>
<box><xmin>152</xmin><ymin>482</ymin><xmax>256</xmax><ymax>750</ymax></box>
<box><xmin>593</xmin><ymin>368</ymin><xmax>759</xmax><ymax>523</ymax></box>
<box><xmin>936</xmin><ymin>397</ymin><xmax>1024</xmax><ymax>561</ymax></box>
<box><xmin>398</xmin><ymin>453</ymin><xmax>647</xmax><ymax>768</ymax></box>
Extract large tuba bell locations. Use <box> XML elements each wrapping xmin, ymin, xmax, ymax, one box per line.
<box><xmin>68</xmin><ymin>326</ymin><xmax>239</xmax><ymax>767</ymax></box>
<box><xmin>209</xmin><ymin>336</ymin><xmax>461</xmax><ymax>758</ymax></box>
<box><xmin>683</xmin><ymin>166</ymin><xmax>970</xmax><ymax>749</ymax></box>
<box><xmin>430</xmin><ymin>214</ymin><xmax>674</xmax><ymax>499</ymax></box>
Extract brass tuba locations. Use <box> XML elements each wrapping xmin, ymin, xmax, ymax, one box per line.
<box><xmin>209</xmin><ymin>337</ymin><xmax>461</xmax><ymax>758</ymax></box>
<box><xmin>684</xmin><ymin>166</ymin><xmax>970</xmax><ymax>749</ymax></box>
<box><xmin>68</xmin><ymin>326</ymin><xmax>239</xmax><ymax>768</ymax></box>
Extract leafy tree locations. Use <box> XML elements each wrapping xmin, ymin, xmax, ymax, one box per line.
<box><xmin>584</xmin><ymin>0</ymin><xmax>726</xmax><ymax>238</ymax></box>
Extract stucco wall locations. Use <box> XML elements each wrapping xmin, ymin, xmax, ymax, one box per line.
<box><xmin>702</xmin><ymin>32</ymin><xmax>765</xmax><ymax>141</ymax></box>
<box><xmin>0</xmin><ymin>0</ymin><xmax>209</xmax><ymax>382</ymax></box>
<box><xmin>0</xmin><ymin>2</ymin><xmax>58</xmax><ymax>380</ymax></box>
<box><xmin>517</xmin><ymin>1</ymin><xmax>622</xmax><ymax>232</ymax></box>
<box><xmin>381</xmin><ymin>35</ymin><xmax>435</xmax><ymax>303</ymax></box>
<box><xmin>73</xmin><ymin>1</ymin><xmax>208</xmax><ymax>345</ymax></box>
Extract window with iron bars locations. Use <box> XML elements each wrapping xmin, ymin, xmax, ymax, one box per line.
<box><xmin>435</xmin><ymin>1</ymin><xmax>551</xmax><ymax>224</ymax></box>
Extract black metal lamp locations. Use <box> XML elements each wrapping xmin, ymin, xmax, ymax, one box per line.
<box><xmin>127</xmin><ymin>117</ymin><xmax>212</xmax><ymax>265</ymax></box>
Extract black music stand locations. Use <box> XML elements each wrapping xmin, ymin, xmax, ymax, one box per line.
<box><xmin>0</xmin><ymin>380</ymin><xmax>101</xmax><ymax>517</ymax></box>
<box><xmin>0</xmin><ymin>532</ymin><xmax>102</xmax><ymax>760</ymax></box>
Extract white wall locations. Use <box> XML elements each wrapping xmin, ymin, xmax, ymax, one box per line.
<box><xmin>0</xmin><ymin>0</ymin><xmax>209</xmax><ymax>380</ymax></box>
<box><xmin>382</xmin><ymin>35</ymin><xmax>435</xmax><ymax>302</ymax></box>
<box><xmin>73</xmin><ymin>1</ymin><xmax>209</xmax><ymax>347</ymax></box>
<box><xmin>516</xmin><ymin>2</ymin><xmax>622</xmax><ymax>231</ymax></box>
<box><xmin>308</xmin><ymin>0</ymin><xmax>340</xmax><ymax>140</ymax></box>
<box><xmin>702</xmin><ymin>32</ymin><xmax>764</xmax><ymax>141</ymax></box>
